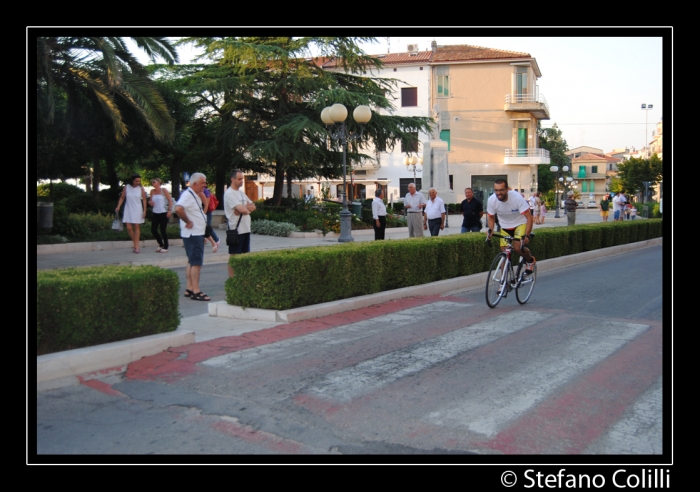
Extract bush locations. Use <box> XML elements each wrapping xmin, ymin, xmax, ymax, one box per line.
<box><xmin>37</xmin><ymin>265</ymin><xmax>180</xmax><ymax>355</ymax></box>
<box><xmin>37</xmin><ymin>182</ymin><xmax>84</xmax><ymax>201</ymax></box>
<box><xmin>250</xmin><ymin>219</ymin><xmax>299</xmax><ymax>237</ymax></box>
<box><xmin>64</xmin><ymin>193</ymin><xmax>101</xmax><ymax>214</ymax></box>
<box><xmin>392</xmin><ymin>202</ymin><xmax>404</xmax><ymax>213</ymax></box>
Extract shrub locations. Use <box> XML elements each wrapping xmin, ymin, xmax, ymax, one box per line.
<box><xmin>392</xmin><ymin>202</ymin><xmax>404</xmax><ymax>213</ymax></box>
<box><xmin>37</xmin><ymin>182</ymin><xmax>84</xmax><ymax>201</ymax></box>
<box><xmin>37</xmin><ymin>265</ymin><xmax>180</xmax><ymax>355</ymax></box>
<box><xmin>250</xmin><ymin>219</ymin><xmax>299</xmax><ymax>237</ymax></box>
<box><xmin>64</xmin><ymin>193</ymin><xmax>101</xmax><ymax>214</ymax></box>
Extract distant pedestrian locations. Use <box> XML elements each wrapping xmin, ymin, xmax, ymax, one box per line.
<box><xmin>148</xmin><ymin>178</ymin><xmax>173</xmax><ymax>253</ymax></box>
<box><xmin>460</xmin><ymin>187</ymin><xmax>483</xmax><ymax>232</ymax></box>
<box><xmin>613</xmin><ymin>192</ymin><xmax>626</xmax><ymax>221</ymax></box>
<box><xmin>539</xmin><ymin>195</ymin><xmax>547</xmax><ymax>224</ymax></box>
<box><xmin>372</xmin><ymin>188</ymin><xmax>387</xmax><ymax>240</ymax></box>
<box><xmin>425</xmin><ymin>188</ymin><xmax>446</xmax><ymax>236</ymax></box>
<box><xmin>175</xmin><ymin>172</ymin><xmax>210</xmax><ymax>301</ymax></box>
<box><xmin>564</xmin><ymin>191</ymin><xmax>577</xmax><ymax>226</ymax></box>
<box><xmin>225</xmin><ymin>169</ymin><xmax>256</xmax><ymax>277</ymax></box>
<box><xmin>599</xmin><ymin>193</ymin><xmax>611</xmax><ymax>222</ymax></box>
<box><xmin>116</xmin><ymin>173</ymin><xmax>148</xmax><ymax>253</ymax></box>
<box><xmin>201</xmin><ymin>185</ymin><xmax>221</xmax><ymax>252</ymax></box>
<box><xmin>404</xmin><ymin>183</ymin><xmax>426</xmax><ymax>238</ymax></box>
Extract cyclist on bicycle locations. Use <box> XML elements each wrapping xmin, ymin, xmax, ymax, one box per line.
<box><xmin>486</xmin><ymin>179</ymin><xmax>536</xmax><ymax>274</ymax></box>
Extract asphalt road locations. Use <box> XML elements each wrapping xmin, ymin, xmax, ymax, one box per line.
<box><xmin>36</xmin><ymin>244</ymin><xmax>663</xmax><ymax>458</ymax></box>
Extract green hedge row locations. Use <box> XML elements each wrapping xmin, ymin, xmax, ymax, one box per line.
<box><xmin>37</xmin><ymin>265</ymin><xmax>180</xmax><ymax>356</ymax></box>
<box><xmin>226</xmin><ymin>219</ymin><xmax>663</xmax><ymax>310</ymax></box>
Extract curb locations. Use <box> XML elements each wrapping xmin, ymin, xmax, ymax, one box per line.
<box><xmin>210</xmin><ymin>238</ymin><xmax>663</xmax><ymax>323</ymax></box>
<box><xmin>37</xmin><ymin>329</ymin><xmax>195</xmax><ymax>391</ymax></box>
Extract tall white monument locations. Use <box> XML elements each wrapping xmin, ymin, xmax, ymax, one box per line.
<box><xmin>421</xmin><ymin>140</ymin><xmax>456</xmax><ymax>204</ymax></box>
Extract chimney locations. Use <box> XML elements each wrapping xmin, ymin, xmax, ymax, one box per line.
<box><xmin>431</xmin><ymin>40</ymin><xmax>437</xmax><ymax>53</ymax></box>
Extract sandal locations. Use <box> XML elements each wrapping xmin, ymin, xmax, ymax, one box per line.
<box><xmin>190</xmin><ymin>291</ymin><xmax>211</xmax><ymax>301</ymax></box>
<box><xmin>212</xmin><ymin>243</ymin><xmax>219</xmax><ymax>253</ymax></box>
<box><xmin>133</xmin><ymin>248</ymin><xmax>140</xmax><ymax>254</ymax></box>
<box><xmin>184</xmin><ymin>289</ymin><xmax>194</xmax><ymax>297</ymax></box>
<box><xmin>158</xmin><ymin>248</ymin><xmax>168</xmax><ymax>253</ymax></box>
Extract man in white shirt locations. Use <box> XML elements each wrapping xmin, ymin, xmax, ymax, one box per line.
<box><xmin>486</xmin><ymin>178</ymin><xmax>536</xmax><ymax>274</ymax></box>
<box><xmin>371</xmin><ymin>188</ymin><xmax>387</xmax><ymax>240</ymax></box>
<box><xmin>424</xmin><ymin>188</ymin><xmax>446</xmax><ymax>236</ymax></box>
<box><xmin>404</xmin><ymin>182</ymin><xmax>426</xmax><ymax>237</ymax></box>
<box><xmin>224</xmin><ymin>169</ymin><xmax>256</xmax><ymax>277</ymax></box>
<box><xmin>175</xmin><ymin>172</ymin><xmax>210</xmax><ymax>301</ymax></box>
<box><xmin>612</xmin><ymin>192</ymin><xmax>626</xmax><ymax>221</ymax></box>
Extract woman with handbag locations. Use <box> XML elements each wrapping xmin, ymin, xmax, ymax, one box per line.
<box><xmin>116</xmin><ymin>174</ymin><xmax>148</xmax><ymax>253</ymax></box>
<box><xmin>148</xmin><ymin>178</ymin><xmax>173</xmax><ymax>253</ymax></box>
<box><xmin>201</xmin><ymin>184</ymin><xmax>221</xmax><ymax>251</ymax></box>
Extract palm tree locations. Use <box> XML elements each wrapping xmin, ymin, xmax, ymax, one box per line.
<box><xmin>37</xmin><ymin>36</ymin><xmax>178</xmax><ymax>143</ymax></box>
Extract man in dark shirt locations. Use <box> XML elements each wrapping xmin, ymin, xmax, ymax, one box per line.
<box><xmin>564</xmin><ymin>191</ymin><xmax>578</xmax><ymax>226</ymax></box>
<box><xmin>599</xmin><ymin>193</ymin><xmax>611</xmax><ymax>222</ymax></box>
<box><xmin>460</xmin><ymin>187</ymin><xmax>484</xmax><ymax>232</ymax></box>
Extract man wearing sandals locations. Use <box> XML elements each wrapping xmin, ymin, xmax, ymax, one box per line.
<box><xmin>225</xmin><ymin>169</ymin><xmax>256</xmax><ymax>277</ymax></box>
<box><xmin>175</xmin><ymin>172</ymin><xmax>211</xmax><ymax>301</ymax></box>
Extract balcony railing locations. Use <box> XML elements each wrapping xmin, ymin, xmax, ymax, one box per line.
<box><xmin>504</xmin><ymin>148</ymin><xmax>550</xmax><ymax>165</ymax></box>
<box><xmin>504</xmin><ymin>93</ymin><xmax>550</xmax><ymax>119</ymax></box>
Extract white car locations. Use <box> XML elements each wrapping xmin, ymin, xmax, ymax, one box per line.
<box><xmin>587</xmin><ymin>200</ymin><xmax>597</xmax><ymax>209</ymax></box>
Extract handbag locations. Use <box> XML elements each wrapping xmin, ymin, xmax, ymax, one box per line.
<box><xmin>226</xmin><ymin>215</ymin><xmax>243</xmax><ymax>246</ymax></box>
<box><xmin>112</xmin><ymin>213</ymin><xmax>123</xmax><ymax>232</ymax></box>
<box><xmin>208</xmin><ymin>193</ymin><xmax>219</xmax><ymax>212</ymax></box>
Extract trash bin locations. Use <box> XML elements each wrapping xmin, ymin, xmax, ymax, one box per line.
<box><xmin>37</xmin><ymin>202</ymin><xmax>54</xmax><ymax>231</ymax></box>
<box><xmin>642</xmin><ymin>206</ymin><xmax>649</xmax><ymax>218</ymax></box>
<box><xmin>351</xmin><ymin>201</ymin><xmax>362</xmax><ymax>217</ymax></box>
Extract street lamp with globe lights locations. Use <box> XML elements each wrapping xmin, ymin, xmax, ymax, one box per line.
<box><xmin>403</xmin><ymin>154</ymin><xmax>422</xmax><ymax>185</ymax></box>
<box><xmin>549</xmin><ymin>164</ymin><xmax>570</xmax><ymax>218</ymax></box>
<box><xmin>321</xmin><ymin>103</ymin><xmax>372</xmax><ymax>242</ymax></box>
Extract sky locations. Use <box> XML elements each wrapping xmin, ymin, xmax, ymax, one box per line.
<box><xmin>130</xmin><ymin>33</ymin><xmax>666</xmax><ymax>154</ymax></box>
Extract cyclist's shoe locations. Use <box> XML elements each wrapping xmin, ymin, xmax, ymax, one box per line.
<box><xmin>524</xmin><ymin>256</ymin><xmax>537</xmax><ymax>275</ymax></box>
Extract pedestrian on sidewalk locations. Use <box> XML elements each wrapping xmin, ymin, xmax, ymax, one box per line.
<box><xmin>564</xmin><ymin>191</ymin><xmax>577</xmax><ymax>226</ymax></box>
<box><xmin>460</xmin><ymin>187</ymin><xmax>483</xmax><ymax>232</ymax></box>
<box><xmin>225</xmin><ymin>169</ymin><xmax>256</xmax><ymax>277</ymax></box>
<box><xmin>175</xmin><ymin>172</ymin><xmax>210</xmax><ymax>301</ymax></box>
<box><xmin>116</xmin><ymin>173</ymin><xmax>148</xmax><ymax>253</ymax></box>
<box><xmin>201</xmin><ymin>184</ymin><xmax>221</xmax><ymax>252</ymax></box>
<box><xmin>599</xmin><ymin>193</ymin><xmax>611</xmax><ymax>222</ymax></box>
<box><xmin>372</xmin><ymin>188</ymin><xmax>387</xmax><ymax>240</ymax></box>
<box><xmin>148</xmin><ymin>178</ymin><xmax>173</xmax><ymax>253</ymax></box>
<box><xmin>404</xmin><ymin>183</ymin><xmax>426</xmax><ymax>237</ymax></box>
<box><xmin>425</xmin><ymin>188</ymin><xmax>446</xmax><ymax>236</ymax></box>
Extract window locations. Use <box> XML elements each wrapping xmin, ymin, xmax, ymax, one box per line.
<box><xmin>401</xmin><ymin>132</ymin><xmax>419</xmax><ymax>153</ymax></box>
<box><xmin>400</xmin><ymin>178</ymin><xmax>422</xmax><ymax>196</ymax></box>
<box><xmin>401</xmin><ymin>87</ymin><xmax>417</xmax><ymax>107</ymax></box>
<box><xmin>591</xmin><ymin>165</ymin><xmax>598</xmax><ymax>173</ymax></box>
<box><xmin>437</xmin><ymin>75</ymin><xmax>449</xmax><ymax>97</ymax></box>
<box><xmin>440</xmin><ymin>130</ymin><xmax>450</xmax><ymax>151</ymax></box>
<box><xmin>590</xmin><ymin>181</ymin><xmax>595</xmax><ymax>192</ymax></box>
<box><xmin>578</xmin><ymin>166</ymin><xmax>586</xmax><ymax>178</ymax></box>
<box><xmin>582</xmin><ymin>181</ymin><xmax>588</xmax><ymax>192</ymax></box>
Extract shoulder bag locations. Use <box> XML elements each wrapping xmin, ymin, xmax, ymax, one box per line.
<box><xmin>187</xmin><ymin>189</ymin><xmax>213</xmax><ymax>237</ymax></box>
<box><xmin>226</xmin><ymin>214</ymin><xmax>243</xmax><ymax>246</ymax></box>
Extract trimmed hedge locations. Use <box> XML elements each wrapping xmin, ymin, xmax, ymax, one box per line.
<box><xmin>226</xmin><ymin>219</ymin><xmax>663</xmax><ymax>310</ymax></box>
<box><xmin>37</xmin><ymin>265</ymin><xmax>180</xmax><ymax>355</ymax></box>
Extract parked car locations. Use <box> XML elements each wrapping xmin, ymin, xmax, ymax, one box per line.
<box><xmin>587</xmin><ymin>200</ymin><xmax>597</xmax><ymax>209</ymax></box>
<box><xmin>577</xmin><ymin>201</ymin><xmax>585</xmax><ymax>209</ymax></box>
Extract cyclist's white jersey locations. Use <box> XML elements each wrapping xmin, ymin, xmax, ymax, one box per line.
<box><xmin>487</xmin><ymin>191</ymin><xmax>530</xmax><ymax>229</ymax></box>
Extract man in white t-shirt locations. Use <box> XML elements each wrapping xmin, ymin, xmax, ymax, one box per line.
<box><xmin>175</xmin><ymin>172</ymin><xmax>210</xmax><ymax>301</ymax></box>
<box><xmin>612</xmin><ymin>192</ymin><xmax>626</xmax><ymax>221</ymax></box>
<box><xmin>486</xmin><ymin>179</ymin><xmax>536</xmax><ymax>274</ymax></box>
<box><xmin>224</xmin><ymin>169</ymin><xmax>256</xmax><ymax>277</ymax></box>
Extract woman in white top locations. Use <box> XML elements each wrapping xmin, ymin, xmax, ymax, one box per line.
<box><xmin>148</xmin><ymin>178</ymin><xmax>173</xmax><ymax>253</ymax></box>
<box><xmin>116</xmin><ymin>174</ymin><xmax>148</xmax><ymax>253</ymax></box>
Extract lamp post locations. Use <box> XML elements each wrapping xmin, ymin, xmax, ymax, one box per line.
<box><xmin>321</xmin><ymin>103</ymin><xmax>372</xmax><ymax>243</ymax></box>
<box><xmin>549</xmin><ymin>164</ymin><xmax>570</xmax><ymax>218</ymax></box>
<box><xmin>403</xmin><ymin>154</ymin><xmax>422</xmax><ymax>185</ymax></box>
<box><xmin>641</xmin><ymin>103</ymin><xmax>653</xmax><ymax>158</ymax></box>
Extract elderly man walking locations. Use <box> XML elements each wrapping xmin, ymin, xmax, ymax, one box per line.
<box><xmin>425</xmin><ymin>188</ymin><xmax>446</xmax><ymax>236</ymax></box>
<box><xmin>404</xmin><ymin>182</ymin><xmax>426</xmax><ymax>237</ymax></box>
<box><xmin>564</xmin><ymin>191</ymin><xmax>578</xmax><ymax>226</ymax></box>
<box><xmin>175</xmin><ymin>172</ymin><xmax>210</xmax><ymax>301</ymax></box>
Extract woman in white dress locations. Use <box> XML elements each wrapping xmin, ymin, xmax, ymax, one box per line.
<box><xmin>116</xmin><ymin>174</ymin><xmax>148</xmax><ymax>253</ymax></box>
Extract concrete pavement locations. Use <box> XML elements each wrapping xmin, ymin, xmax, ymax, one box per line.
<box><xmin>36</xmin><ymin>209</ymin><xmax>653</xmax><ymax>390</ymax></box>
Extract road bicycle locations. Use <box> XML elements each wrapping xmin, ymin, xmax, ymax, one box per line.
<box><xmin>484</xmin><ymin>231</ymin><xmax>536</xmax><ymax>308</ymax></box>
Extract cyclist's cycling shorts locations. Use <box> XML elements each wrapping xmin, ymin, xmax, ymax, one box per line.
<box><xmin>500</xmin><ymin>224</ymin><xmax>527</xmax><ymax>247</ymax></box>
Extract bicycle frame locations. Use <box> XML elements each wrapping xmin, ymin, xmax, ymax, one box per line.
<box><xmin>485</xmin><ymin>231</ymin><xmax>535</xmax><ymax>308</ymax></box>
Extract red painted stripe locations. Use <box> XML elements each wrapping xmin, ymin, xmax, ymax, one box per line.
<box><xmin>211</xmin><ymin>419</ymin><xmax>308</xmax><ymax>453</ymax></box>
<box><xmin>478</xmin><ymin>323</ymin><xmax>662</xmax><ymax>454</ymax></box>
<box><xmin>126</xmin><ymin>296</ymin><xmax>443</xmax><ymax>381</ymax></box>
<box><xmin>78</xmin><ymin>378</ymin><xmax>125</xmax><ymax>398</ymax></box>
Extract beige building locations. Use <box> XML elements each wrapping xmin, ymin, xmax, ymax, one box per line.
<box><xmin>571</xmin><ymin>153</ymin><xmax>609</xmax><ymax>202</ymax></box>
<box><xmin>650</xmin><ymin>119</ymin><xmax>663</xmax><ymax>159</ymax></box>
<box><xmin>429</xmin><ymin>43</ymin><xmax>550</xmax><ymax>203</ymax></box>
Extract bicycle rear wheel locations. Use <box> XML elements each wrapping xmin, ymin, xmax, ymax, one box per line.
<box><xmin>516</xmin><ymin>261</ymin><xmax>537</xmax><ymax>304</ymax></box>
<box><xmin>486</xmin><ymin>253</ymin><xmax>508</xmax><ymax>308</ymax></box>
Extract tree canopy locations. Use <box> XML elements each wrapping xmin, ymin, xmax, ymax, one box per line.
<box><xmin>615</xmin><ymin>154</ymin><xmax>663</xmax><ymax>198</ymax></box>
<box><xmin>537</xmin><ymin>122</ymin><xmax>571</xmax><ymax>194</ymax></box>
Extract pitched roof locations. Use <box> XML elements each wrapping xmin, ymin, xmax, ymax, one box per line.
<box><xmin>573</xmin><ymin>153</ymin><xmax>607</xmax><ymax>162</ymax></box>
<box><xmin>320</xmin><ymin>51</ymin><xmax>432</xmax><ymax>69</ymax></box>
<box><xmin>432</xmin><ymin>44</ymin><xmax>531</xmax><ymax>62</ymax></box>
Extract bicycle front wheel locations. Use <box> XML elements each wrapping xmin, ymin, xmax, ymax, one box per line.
<box><xmin>516</xmin><ymin>261</ymin><xmax>537</xmax><ymax>304</ymax></box>
<box><xmin>486</xmin><ymin>253</ymin><xmax>508</xmax><ymax>308</ymax></box>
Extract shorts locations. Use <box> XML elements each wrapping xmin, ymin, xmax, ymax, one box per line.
<box><xmin>600</xmin><ymin>210</ymin><xmax>609</xmax><ymax>217</ymax></box>
<box><xmin>183</xmin><ymin>235</ymin><xmax>205</xmax><ymax>266</ymax></box>
<box><xmin>228</xmin><ymin>232</ymin><xmax>251</xmax><ymax>255</ymax></box>
<box><xmin>499</xmin><ymin>223</ymin><xmax>527</xmax><ymax>247</ymax></box>
<box><xmin>614</xmin><ymin>210</ymin><xmax>621</xmax><ymax>220</ymax></box>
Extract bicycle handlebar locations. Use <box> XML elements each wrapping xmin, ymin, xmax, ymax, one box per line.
<box><xmin>485</xmin><ymin>230</ymin><xmax>535</xmax><ymax>244</ymax></box>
